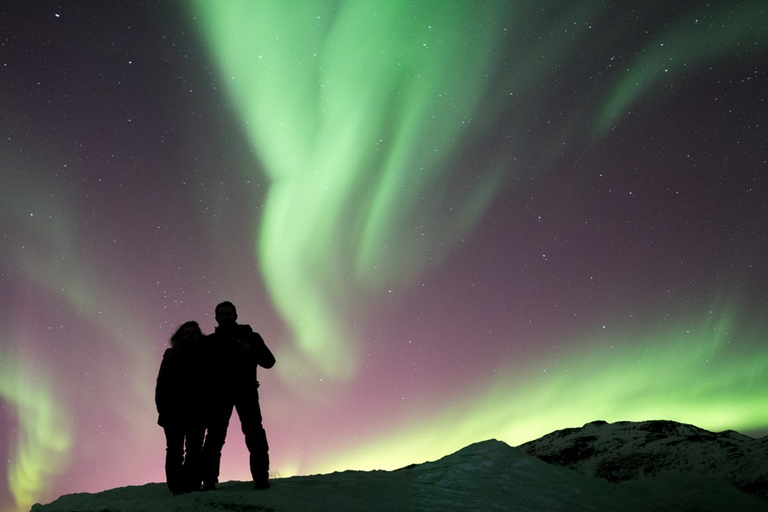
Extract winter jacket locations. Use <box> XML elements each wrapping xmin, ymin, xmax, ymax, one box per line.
<box><xmin>155</xmin><ymin>338</ymin><xmax>208</xmax><ymax>428</ymax></box>
<box><xmin>207</xmin><ymin>324</ymin><xmax>275</xmax><ymax>397</ymax></box>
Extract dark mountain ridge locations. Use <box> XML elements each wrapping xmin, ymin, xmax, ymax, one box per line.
<box><xmin>519</xmin><ymin>419</ymin><xmax>768</xmax><ymax>500</ymax></box>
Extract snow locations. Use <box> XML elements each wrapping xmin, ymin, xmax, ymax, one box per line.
<box><xmin>31</xmin><ymin>423</ymin><xmax>768</xmax><ymax>512</ymax></box>
<box><xmin>519</xmin><ymin>419</ymin><xmax>768</xmax><ymax>500</ymax></box>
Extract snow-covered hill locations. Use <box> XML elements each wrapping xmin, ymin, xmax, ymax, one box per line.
<box><xmin>31</xmin><ymin>421</ymin><xmax>768</xmax><ymax>512</ymax></box>
<box><xmin>520</xmin><ymin>419</ymin><xmax>768</xmax><ymax>500</ymax></box>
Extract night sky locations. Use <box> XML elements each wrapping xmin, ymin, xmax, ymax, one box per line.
<box><xmin>2</xmin><ymin>1</ymin><xmax>767</xmax><ymax>510</ymax></box>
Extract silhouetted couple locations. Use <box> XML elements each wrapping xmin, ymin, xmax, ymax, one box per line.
<box><xmin>155</xmin><ymin>301</ymin><xmax>276</xmax><ymax>494</ymax></box>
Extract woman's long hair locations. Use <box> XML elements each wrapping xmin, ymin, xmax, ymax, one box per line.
<box><xmin>170</xmin><ymin>321</ymin><xmax>202</xmax><ymax>347</ymax></box>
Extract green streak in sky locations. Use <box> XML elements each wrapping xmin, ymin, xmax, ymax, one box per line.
<box><xmin>311</xmin><ymin>303</ymin><xmax>768</xmax><ymax>473</ymax></box>
<box><xmin>594</xmin><ymin>2</ymin><xmax>768</xmax><ymax>137</ymax></box>
<box><xmin>190</xmin><ymin>0</ymin><xmax>516</xmax><ymax>380</ymax></box>
<box><xmin>0</xmin><ymin>351</ymin><xmax>73</xmax><ymax>512</ymax></box>
<box><xmin>189</xmin><ymin>0</ymin><xmax>768</xmax><ymax>389</ymax></box>
<box><xmin>1</xmin><ymin>163</ymin><xmax>158</xmax><ymax>511</ymax></box>
<box><xmin>0</xmin><ymin>171</ymin><xmax>77</xmax><ymax>512</ymax></box>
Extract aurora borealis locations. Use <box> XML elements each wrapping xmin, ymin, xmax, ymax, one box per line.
<box><xmin>1</xmin><ymin>1</ymin><xmax>767</xmax><ymax>511</ymax></box>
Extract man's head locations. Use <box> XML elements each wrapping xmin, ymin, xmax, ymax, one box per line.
<box><xmin>215</xmin><ymin>301</ymin><xmax>238</xmax><ymax>327</ymax></box>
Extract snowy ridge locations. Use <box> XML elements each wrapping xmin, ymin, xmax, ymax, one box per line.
<box><xmin>519</xmin><ymin>419</ymin><xmax>768</xmax><ymax>499</ymax></box>
<box><xmin>31</xmin><ymin>421</ymin><xmax>768</xmax><ymax>512</ymax></box>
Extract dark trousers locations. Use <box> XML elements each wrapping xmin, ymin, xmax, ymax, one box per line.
<box><xmin>163</xmin><ymin>425</ymin><xmax>205</xmax><ymax>494</ymax></box>
<box><xmin>202</xmin><ymin>392</ymin><xmax>269</xmax><ymax>485</ymax></box>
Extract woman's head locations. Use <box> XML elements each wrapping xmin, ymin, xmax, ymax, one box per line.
<box><xmin>170</xmin><ymin>321</ymin><xmax>202</xmax><ymax>347</ymax></box>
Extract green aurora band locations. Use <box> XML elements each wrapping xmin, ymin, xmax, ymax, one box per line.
<box><xmin>189</xmin><ymin>0</ymin><xmax>574</xmax><ymax>382</ymax></box>
<box><xmin>312</xmin><ymin>302</ymin><xmax>768</xmax><ymax>473</ymax></box>
<box><xmin>593</xmin><ymin>1</ymin><xmax>768</xmax><ymax>138</ymax></box>
<box><xmin>1</xmin><ymin>168</ymin><xmax>160</xmax><ymax>511</ymax></box>
<box><xmin>190</xmin><ymin>0</ymin><xmax>768</xmax><ymax>473</ymax></box>
<box><xmin>188</xmin><ymin>0</ymin><xmax>768</xmax><ymax>373</ymax></box>
<box><xmin>0</xmin><ymin>353</ymin><xmax>72</xmax><ymax>512</ymax></box>
<box><xmin>1</xmin><ymin>168</ymin><xmax>77</xmax><ymax>512</ymax></box>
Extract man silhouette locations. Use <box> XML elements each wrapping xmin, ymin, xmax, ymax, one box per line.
<box><xmin>202</xmin><ymin>301</ymin><xmax>275</xmax><ymax>490</ymax></box>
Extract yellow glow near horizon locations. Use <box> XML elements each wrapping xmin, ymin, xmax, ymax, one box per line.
<box><xmin>302</xmin><ymin>304</ymin><xmax>768</xmax><ymax>474</ymax></box>
<box><xmin>1</xmin><ymin>351</ymin><xmax>73</xmax><ymax>512</ymax></box>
